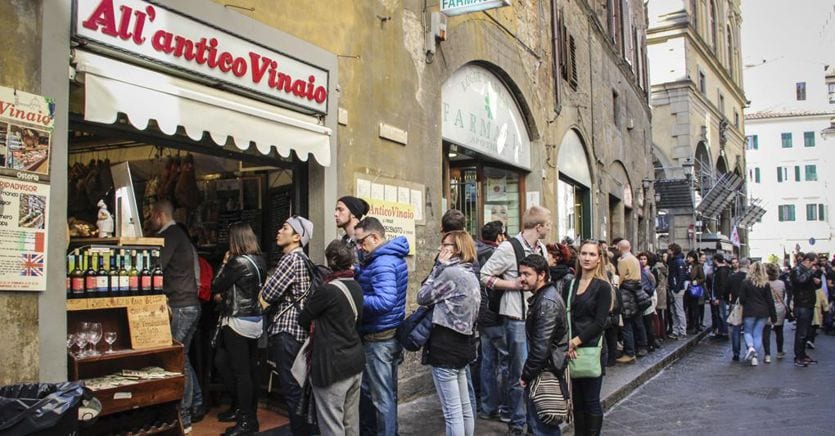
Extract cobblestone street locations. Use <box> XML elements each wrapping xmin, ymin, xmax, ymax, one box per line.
<box><xmin>605</xmin><ymin>327</ymin><xmax>835</xmax><ymax>435</ymax></box>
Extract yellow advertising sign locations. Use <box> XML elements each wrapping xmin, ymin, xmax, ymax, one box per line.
<box><xmin>365</xmin><ymin>198</ymin><xmax>416</xmax><ymax>255</ymax></box>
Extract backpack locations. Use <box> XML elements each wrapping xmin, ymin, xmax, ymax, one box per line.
<box><xmin>197</xmin><ymin>256</ymin><xmax>214</xmax><ymax>302</ymax></box>
<box><xmin>487</xmin><ymin>238</ymin><xmax>527</xmax><ymax>316</ymax></box>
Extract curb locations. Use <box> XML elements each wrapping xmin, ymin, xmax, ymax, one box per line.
<box><xmin>601</xmin><ymin>329</ymin><xmax>710</xmax><ymax>410</ymax></box>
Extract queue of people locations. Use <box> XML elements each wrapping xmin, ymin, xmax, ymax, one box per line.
<box><xmin>154</xmin><ymin>192</ymin><xmax>834</xmax><ymax>436</ymax></box>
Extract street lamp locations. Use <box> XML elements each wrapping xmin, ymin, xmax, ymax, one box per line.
<box><xmin>681</xmin><ymin>157</ymin><xmax>696</xmax><ymax>250</ymax></box>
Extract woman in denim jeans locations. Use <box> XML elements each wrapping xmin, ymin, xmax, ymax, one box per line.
<box><xmin>739</xmin><ymin>262</ymin><xmax>777</xmax><ymax>367</ymax></box>
<box><xmin>417</xmin><ymin>230</ymin><xmax>481</xmax><ymax>436</ymax></box>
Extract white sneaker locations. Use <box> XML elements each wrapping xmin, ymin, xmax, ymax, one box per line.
<box><xmin>744</xmin><ymin>347</ymin><xmax>756</xmax><ymax>361</ymax></box>
<box><xmin>764</xmin><ymin>355</ymin><xmax>771</xmax><ymax>364</ymax></box>
<box><xmin>806</xmin><ymin>341</ymin><xmax>816</xmax><ymax>349</ymax></box>
<box><xmin>751</xmin><ymin>357</ymin><xmax>758</xmax><ymax>366</ymax></box>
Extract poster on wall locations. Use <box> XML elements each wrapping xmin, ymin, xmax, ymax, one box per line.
<box><xmin>0</xmin><ymin>179</ymin><xmax>50</xmax><ymax>291</ymax></box>
<box><xmin>0</xmin><ymin>86</ymin><xmax>54</xmax><ymax>179</ymax></box>
<box><xmin>365</xmin><ymin>198</ymin><xmax>416</xmax><ymax>255</ymax></box>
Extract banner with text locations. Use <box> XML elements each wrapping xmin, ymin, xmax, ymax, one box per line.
<box><xmin>365</xmin><ymin>198</ymin><xmax>416</xmax><ymax>255</ymax></box>
<box><xmin>0</xmin><ymin>179</ymin><xmax>49</xmax><ymax>291</ymax></box>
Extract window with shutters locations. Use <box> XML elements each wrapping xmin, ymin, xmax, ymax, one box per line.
<box><xmin>805</xmin><ymin>164</ymin><xmax>817</xmax><ymax>181</ymax></box>
<box><xmin>778</xmin><ymin>204</ymin><xmax>796</xmax><ymax>222</ymax></box>
<box><xmin>807</xmin><ymin>204</ymin><xmax>818</xmax><ymax>221</ymax></box>
<box><xmin>776</xmin><ymin>166</ymin><xmax>787</xmax><ymax>183</ymax></box>
<box><xmin>746</xmin><ymin>135</ymin><xmax>758</xmax><ymax>150</ymax></box>
<box><xmin>820</xmin><ymin>204</ymin><xmax>826</xmax><ymax>221</ymax></box>
<box><xmin>794</xmin><ymin>165</ymin><xmax>801</xmax><ymax>182</ymax></box>
<box><xmin>568</xmin><ymin>35</ymin><xmax>578</xmax><ymax>90</ymax></box>
<box><xmin>804</xmin><ymin>131</ymin><xmax>815</xmax><ymax>147</ymax></box>
<box><xmin>781</xmin><ymin>132</ymin><xmax>792</xmax><ymax>148</ymax></box>
<box><xmin>754</xmin><ymin>167</ymin><xmax>760</xmax><ymax>183</ymax></box>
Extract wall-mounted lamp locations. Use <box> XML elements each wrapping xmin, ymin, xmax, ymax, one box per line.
<box><xmin>682</xmin><ymin>157</ymin><xmax>694</xmax><ymax>179</ymax></box>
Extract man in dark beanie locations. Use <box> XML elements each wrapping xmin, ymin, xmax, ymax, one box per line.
<box><xmin>335</xmin><ymin>196</ymin><xmax>370</xmax><ymax>248</ymax></box>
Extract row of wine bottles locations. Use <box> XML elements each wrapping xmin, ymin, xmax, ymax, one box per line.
<box><xmin>66</xmin><ymin>248</ymin><xmax>164</xmax><ymax>298</ymax></box>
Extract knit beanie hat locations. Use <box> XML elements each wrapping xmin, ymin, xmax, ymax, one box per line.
<box><xmin>338</xmin><ymin>196</ymin><xmax>370</xmax><ymax>220</ymax></box>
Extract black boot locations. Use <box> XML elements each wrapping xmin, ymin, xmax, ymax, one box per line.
<box><xmin>587</xmin><ymin>414</ymin><xmax>603</xmax><ymax>436</ymax></box>
<box><xmin>225</xmin><ymin>413</ymin><xmax>258</xmax><ymax>436</ymax></box>
<box><xmin>572</xmin><ymin>410</ymin><xmax>587</xmax><ymax>436</ymax></box>
<box><xmin>218</xmin><ymin>407</ymin><xmax>239</xmax><ymax>423</ymax></box>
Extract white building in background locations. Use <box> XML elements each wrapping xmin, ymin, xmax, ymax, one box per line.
<box><xmin>745</xmin><ymin>63</ymin><xmax>835</xmax><ymax>261</ymax></box>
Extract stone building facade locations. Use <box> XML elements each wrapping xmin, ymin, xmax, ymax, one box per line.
<box><xmin>0</xmin><ymin>0</ymin><xmax>654</xmax><ymax>394</ymax></box>
<box><xmin>648</xmin><ymin>0</ymin><xmax>748</xmax><ymax>255</ymax></box>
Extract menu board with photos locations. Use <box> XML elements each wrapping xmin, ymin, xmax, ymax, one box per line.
<box><xmin>0</xmin><ymin>86</ymin><xmax>54</xmax><ymax>177</ymax></box>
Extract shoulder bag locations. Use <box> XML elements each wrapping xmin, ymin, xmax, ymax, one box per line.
<box><xmin>528</xmin><ymin>366</ymin><xmax>572</xmax><ymax>425</ymax></box>
<box><xmin>726</xmin><ymin>295</ymin><xmax>743</xmax><ymax>326</ymax></box>
<box><xmin>567</xmin><ymin>279</ymin><xmax>604</xmax><ymax>379</ymax></box>
<box><xmin>291</xmin><ymin>279</ymin><xmax>358</xmax><ymax>386</ymax></box>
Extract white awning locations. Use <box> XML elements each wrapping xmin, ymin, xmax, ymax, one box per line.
<box><xmin>73</xmin><ymin>50</ymin><xmax>332</xmax><ymax>166</ymax></box>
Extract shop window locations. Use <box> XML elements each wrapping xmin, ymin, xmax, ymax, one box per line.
<box><xmin>448</xmin><ymin>162</ymin><xmax>523</xmax><ymax>237</ymax></box>
<box><xmin>805</xmin><ymin>164</ymin><xmax>817</xmax><ymax>181</ymax></box>
<box><xmin>557</xmin><ymin>178</ymin><xmax>589</xmax><ymax>241</ymax></box>
<box><xmin>781</xmin><ymin>132</ymin><xmax>792</xmax><ymax>148</ymax></box>
<box><xmin>484</xmin><ymin>167</ymin><xmax>521</xmax><ymax>236</ymax></box>
<box><xmin>804</xmin><ymin>131</ymin><xmax>815</xmax><ymax>147</ymax></box>
<box><xmin>778</xmin><ymin>204</ymin><xmax>796</xmax><ymax>222</ymax></box>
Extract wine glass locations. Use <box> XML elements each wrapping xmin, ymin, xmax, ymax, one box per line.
<box><xmin>79</xmin><ymin>322</ymin><xmax>92</xmax><ymax>357</ymax></box>
<box><xmin>88</xmin><ymin>323</ymin><xmax>103</xmax><ymax>356</ymax></box>
<box><xmin>104</xmin><ymin>332</ymin><xmax>117</xmax><ymax>353</ymax></box>
<box><xmin>74</xmin><ymin>331</ymin><xmax>88</xmax><ymax>358</ymax></box>
<box><xmin>67</xmin><ymin>334</ymin><xmax>76</xmax><ymax>355</ymax></box>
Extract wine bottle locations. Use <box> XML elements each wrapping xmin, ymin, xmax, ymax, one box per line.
<box><xmin>140</xmin><ymin>250</ymin><xmax>152</xmax><ymax>294</ymax></box>
<box><xmin>66</xmin><ymin>253</ymin><xmax>73</xmax><ymax>298</ymax></box>
<box><xmin>109</xmin><ymin>251</ymin><xmax>119</xmax><ymax>294</ymax></box>
<box><xmin>152</xmin><ymin>250</ymin><xmax>164</xmax><ymax>294</ymax></box>
<box><xmin>128</xmin><ymin>250</ymin><xmax>140</xmax><ymax>295</ymax></box>
<box><xmin>118</xmin><ymin>250</ymin><xmax>130</xmax><ymax>294</ymax></box>
<box><xmin>70</xmin><ymin>249</ymin><xmax>85</xmax><ymax>298</ymax></box>
<box><xmin>84</xmin><ymin>252</ymin><xmax>97</xmax><ymax>297</ymax></box>
<box><xmin>96</xmin><ymin>252</ymin><xmax>109</xmax><ymax>296</ymax></box>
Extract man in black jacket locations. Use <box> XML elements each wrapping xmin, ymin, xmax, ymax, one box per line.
<box><xmin>791</xmin><ymin>252</ymin><xmax>821</xmax><ymax>367</ymax></box>
<box><xmin>518</xmin><ymin>254</ymin><xmax>567</xmax><ymax>435</ymax></box>
<box><xmin>667</xmin><ymin>243</ymin><xmax>689</xmax><ymax>339</ymax></box>
<box><xmin>150</xmin><ymin>200</ymin><xmax>201</xmax><ymax>432</ymax></box>
<box><xmin>711</xmin><ymin>254</ymin><xmax>732</xmax><ymax>339</ymax></box>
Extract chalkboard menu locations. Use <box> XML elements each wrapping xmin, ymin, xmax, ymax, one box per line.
<box><xmin>240</xmin><ymin>209</ymin><xmax>262</xmax><ymax>239</ymax></box>
<box><xmin>268</xmin><ymin>186</ymin><xmax>293</xmax><ymax>267</ymax></box>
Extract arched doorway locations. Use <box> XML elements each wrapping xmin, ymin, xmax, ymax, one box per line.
<box><xmin>608</xmin><ymin>161</ymin><xmax>634</xmax><ymax>242</ymax></box>
<box><xmin>556</xmin><ymin>129</ymin><xmax>592</xmax><ymax>241</ymax></box>
<box><xmin>442</xmin><ymin>64</ymin><xmax>532</xmax><ymax>236</ymax></box>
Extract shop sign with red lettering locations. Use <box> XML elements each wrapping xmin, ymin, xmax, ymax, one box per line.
<box><xmin>73</xmin><ymin>0</ymin><xmax>330</xmax><ymax>114</ymax></box>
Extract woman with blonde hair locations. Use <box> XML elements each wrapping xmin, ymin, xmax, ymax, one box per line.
<box><xmin>738</xmin><ymin>262</ymin><xmax>777</xmax><ymax>367</ymax></box>
<box><xmin>566</xmin><ymin>240</ymin><xmax>612</xmax><ymax>435</ymax></box>
<box><xmin>417</xmin><ymin>230</ymin><xmax>481</xmax><ymax>436</ymax></box>
<box><xmin>763</xmin><ymin>263</ymin><xmax>788</xmax><ymax>362</ymax></box>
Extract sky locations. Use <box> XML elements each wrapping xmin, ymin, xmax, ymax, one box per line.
<box><xmin>741</xmin><ymin>0</ymin><xmax>835</xmax><ymax>113</ymax></box>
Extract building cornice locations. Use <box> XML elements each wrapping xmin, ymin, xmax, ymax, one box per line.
<box><xmin>745</xmin><ymin>111</ymin><xmax>835</xmax><ymax>121</ymax></box>
<box><xmin>651</xmin><ymin>79</ymin><xmax>746</xmax><ymax>145</ymax></box>
<box><xmin>648</xmin><ymin>21</ymin><xmax>746</xmax><ymax>105</ymax></box>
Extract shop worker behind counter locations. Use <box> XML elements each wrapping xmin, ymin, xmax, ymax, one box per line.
<box><xmin>150</xmin><ymin>199</ymin><xmax>201</xmax><ymax>433</ymax></box>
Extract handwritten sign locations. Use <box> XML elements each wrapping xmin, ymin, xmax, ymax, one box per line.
<box><xmin>66</xmin><ymin>295</ymin><xmax>172</xmax><ymax>349</ymax></box>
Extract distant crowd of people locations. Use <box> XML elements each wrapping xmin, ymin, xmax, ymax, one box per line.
<box><xmin>154</xmin><ymin>193</ymin><xmax>834</xmax><ymax>436</ymax></box>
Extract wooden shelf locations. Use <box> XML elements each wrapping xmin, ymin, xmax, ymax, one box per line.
<box><xmin>69</xmin><ymin>343</ymin><xmax>181</xmax><ymax>364</ymax></box>
<box><xmin>67</xmin><ymin>294</ymin><xmax>167</xmax><ymax>311</ymax></box>
<box><xmin>70</xmin><ymin>237</ymin><xmax>165</xmax><ymax>246</ymax></box>
<box><xmin>85</xmin><ymin>375</ymin><xmax>185</xmax><ymax>417</ymax></box>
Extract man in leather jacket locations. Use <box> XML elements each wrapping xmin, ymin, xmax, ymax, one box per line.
<box><xmin>518</xmin><ymin>254</ymin><xmax>568</xmax><ymax>435</ymax></box>
<box><xmin>616</xmin><ymin>240</ymin><xmax>648</xmax><ymax>363</ymax></box>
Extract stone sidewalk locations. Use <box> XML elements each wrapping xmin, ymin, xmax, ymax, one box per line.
<box><xmin>398</xmin><ymin>329</ymin><xmax>710</xmax><ymax>436</ymax></box>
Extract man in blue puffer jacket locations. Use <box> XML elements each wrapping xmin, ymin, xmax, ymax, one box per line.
<box><xmin>353</xmin><ymin>216</ymin><xmax>409</xmax><ymax>436</ymax></box>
